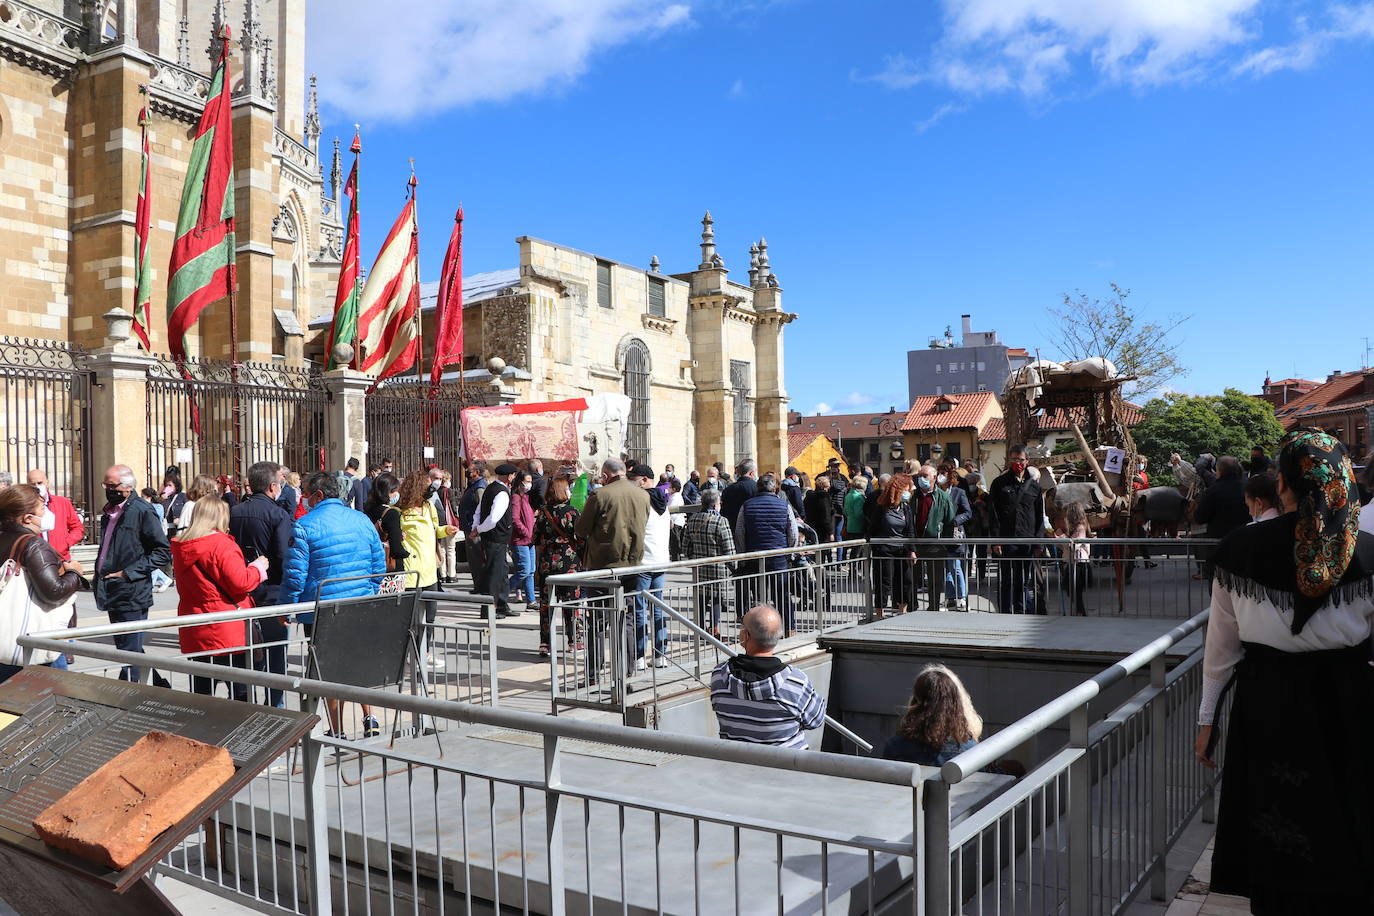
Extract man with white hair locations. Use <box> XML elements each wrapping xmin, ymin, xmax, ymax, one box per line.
<box><xmin>95</xmin><ymin>464</ymin><xmax>171</xmax><ymax>682</ymax></box>
<box><xmin>710</xmin><ymin>605</ymin><xmax>826</xmax><ymax>749</ymax></box>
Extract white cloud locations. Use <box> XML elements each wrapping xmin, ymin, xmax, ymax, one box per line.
<box><xmin>813</xmin><ymin>402</ymin><xmax>834</xmax><ymax>415</ymax></box>
<box><xmin>308</xmin><ymin>1</ymin><xmax>693</xmax><ymax>121</ymax></box>
<box><xmin>1234</xmin><ymin>3</ymin><xmax>1374</xmax><ymax>76</ymax></box>
<box><xmin>860</xmin><ymin>0</ymin><xmax>1374</xmax><ymax>98</ymax></box>
<box><xmin>728</xmin><ymin>78</ymin><xmax>746</xmax><ymax>97</ymax></box>
<box><xmin>914</xmin><ymin>101</ymin><xmax>968</xmax><ymax>133</ymax></box>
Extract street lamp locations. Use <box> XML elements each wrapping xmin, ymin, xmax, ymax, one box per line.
<box><xmin>931</xmin><ymin>443</ymin><xmax>945</xmax><ymax>460</ymax></box>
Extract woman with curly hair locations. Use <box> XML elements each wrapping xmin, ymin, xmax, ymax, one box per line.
<box><xmin>1195</xmin><ymin>428</ymin><xmax>1374</xmax><ymax>914</ymax></box>
<box><xmin>396</xmin><ymin>470</ymin><xmax>457</xmax><ymax>670</ymax></box>
<box><xmin>881</xmin><ymin>663</ymin><xmax>983</xmax><ymax>766</ymax></box>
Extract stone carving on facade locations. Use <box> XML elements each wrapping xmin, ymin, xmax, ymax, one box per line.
<box><xmin>641</xmin><ymin>314</ymin><xmax>677</xmax><ymax>334</ymax></box>
<box><xmin>0</xmin><ymin>0</ymin><xmax>84</xmax><ymax>77</ymax></box>
<box><xmin>273</xmin><ymin>202</ymin><xmax>297</xmax><ymax>242</ymax></box>
<box><xmin>147</xmin><ymin>57</ymin><xmax>211</xmax><ymax>122</ymax></box>
<box><xmin>317</xmin><ymin>223</ymin><xmax>343</xmax><ymax>260</ymax></box>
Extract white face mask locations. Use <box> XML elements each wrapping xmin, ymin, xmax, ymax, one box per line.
<box><xmin>36</xmin><ymin>484</ymin><xmax>48</xmax><ymax>499</ymax></box>
<box><xmin>39</xmin><ymin>509</ymin><xmax>56</xmax><ymax>532</ymax></box>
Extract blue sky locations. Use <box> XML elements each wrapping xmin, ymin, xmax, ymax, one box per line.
<box><xmin>307</xmin><ymin>0</ymin><xmax>1374</xmax><ymax>415</ymax></box>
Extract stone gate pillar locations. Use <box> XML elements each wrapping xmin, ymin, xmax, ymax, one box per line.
<box><xmin>88</xmin><ymin>313</ymin><xmax>155</xmax><ymax>487</ymax></box>
<box><xmin>322</xmin><ymin>368</ymin><xmax>371</xmax><ymax>472</ymax></box>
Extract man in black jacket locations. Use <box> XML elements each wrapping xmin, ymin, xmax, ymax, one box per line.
<box><xmin>987</xmin><ymin>446</ymin><xmax>1045</xmax><ymax>614</ymax></box>
<box><xmin>825</xmin><ymin>459</ymin><xmax>850</xmax><ymax>541</ymax></box>
<box><xmin>721</xmin><ymin>458</ymin><xmax>759</xmax><ymax>529</ymax></box>
<box><xmin>1194</xmin><ymin>456</ymin><xmax>1250</xmax><ymax>579</ymax></box>
<box><xmin>95</xmin><ymin>464</ymin><xmax>171</xmax><ymax>682</ymax></box>
<box><xmin>526</xmin><ymin>458</ymin><xmax>548</xmax><ymax>511</ymax></box>
<box><xmin>472</xmin><ymin>463</ymin><xmax>518</xmax><ymax>618</ymax></box>
<box><xmin>230</xmin><ymin>461</ymin><xmax>295</xmax><ymax>707</ymax></box>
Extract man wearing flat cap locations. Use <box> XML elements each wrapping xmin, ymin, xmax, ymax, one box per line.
<box><xmin>472</xmin><ymin>462</ymin><xmax>519</xmax><ymax>618</ymax></box>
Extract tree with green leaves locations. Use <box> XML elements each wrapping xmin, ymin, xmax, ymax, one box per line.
<box><xmin>1133</xmin><ymin>389</ymin><xmax>1286</xmax><ymax>486</ymax></box>
<box><xmin>1049</xmin><ymin>284</ymin><xmax>1188</xmax><ymax>399</ymax></box>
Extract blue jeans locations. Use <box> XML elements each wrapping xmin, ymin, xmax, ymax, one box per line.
<box><xmin>151</xmin><ymin>568</ymin><xmax>172</xmax><ymax>589</ymax></box>
<box><xmin>45</xmin><ymin>654</ymin><xmax>68</xmax><ymax>669</ymax></box>
<box><xmin>632</xmin><ymin>572</ymin><xmax>667</xmax><ymax>659</ymax></box>
<box><xmin>944</xmin><ymin>556</ymin><xmax>967</xmax><ymax>601</ymax></box>
<box><xmin>508</xmin><ymin>545</ymin><xmax>536</xmax><ymax>603</ymax></box>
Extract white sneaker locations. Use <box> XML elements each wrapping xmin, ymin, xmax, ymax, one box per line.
<box><xmin>427</xmin><ymin>654</ymin><xmax>446</xmax><ymax>671</ymax></box>
<box><xmin>634</xmin><ymin>657</ymin><xmax>646</xmax><ymax>672</ymax></box>
<box><xmin>156</xmin><ymin>580</ymin><xmax>172</xmax><ymax>593</ymax></box>
<box><xmin>652</xmin><ymin>656</ymin><xmax>668</xmax><ymax>668</ymax></box>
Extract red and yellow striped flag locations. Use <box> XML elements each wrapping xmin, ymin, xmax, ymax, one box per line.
<box><xmin>356</xmin><ymin>180</ymin><xmax>419</xmax><ymax>380</ymax></box>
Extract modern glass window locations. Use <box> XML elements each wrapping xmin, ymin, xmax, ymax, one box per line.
<box><xmin>935</xmin><ymin>385</ymin><xmax>942</xmax><ymax>395</ymax></box>
<box><xmin>949</xmin><ymin>362</ymin><xmax>958</xmax><ymax>373</ymax></box>
<box><xmin>977</xmin><ymin>361</ymin><xmax>986</xmax><ymax>372</ymax></box>
<box><xmin>731</xmin><ymin>360</ymin><xmax>753</xmax><ymax>466</ymax></box>
<box><xmin>623</xmin><ymin>339</ymin><xmax>650</xmax><ymax>462</ymax></box>
<box><xmin>934</xmin><ymin>363</ymin><xmax>942</xmax><ymax>374</ymax></box>
<box><xmin>596</xmin><ymin>260</ymin><xmax>612</xmax><ymax>309</ymax></box>
<box><xmin>647</xmin><ymin>277</ymin><xmax>666</xmax><ymax>317</ymax></box>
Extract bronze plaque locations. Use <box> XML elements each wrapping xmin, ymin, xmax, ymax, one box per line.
<box><xmin>0</xmin><ymin>667</ymin><xmax>316</xmax><ymax>897</ymax></box>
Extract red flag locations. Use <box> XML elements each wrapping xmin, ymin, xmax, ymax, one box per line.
<box><xmin>429</xmin><ymin>208</ymin><xmax>464</xmax><ymax>392</ymax></box>
<box><xmin>132</xmin><ymin>103</ymin><xmax>152</xmax><ymax>350</ymax></box>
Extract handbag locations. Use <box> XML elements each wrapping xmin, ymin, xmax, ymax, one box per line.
<box><xmin>0</xmin><ymin>535</ymin><xmax>73</xmax><ymax>666</ymax></box>
<box><xmin>375</xmin><ymin>506</ymin><xmax>400</xmax><ymax>573</ymax></box>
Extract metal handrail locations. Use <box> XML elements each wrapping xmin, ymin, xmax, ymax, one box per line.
<box><xmin>640</xmin><ymin>591</ymin><xmax>874</xmax><ymax>753</ymax></box>
<box><xmin>17</xmin><ymin>634</ymin><xmax>927</xmax><ymax>787</ymax></box>
<box><xmin>547</xmin><ymin>538</ymin><xmax>871</xmax><ymax>585</ymax></box>
<box><xmin>939</xmin><ymin>607</ymin><xmax>1211</xmax><ymax>782</ymax></box>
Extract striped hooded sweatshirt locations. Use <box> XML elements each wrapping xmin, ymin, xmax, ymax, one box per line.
<box><xmin>710</xmin><ymin>655</ymin><xmax>827</xmax><ymax>749</ymax></box>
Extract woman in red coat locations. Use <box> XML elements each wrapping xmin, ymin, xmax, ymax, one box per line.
<box><xmin>170</xmin><ymin>496</ymin><xmax>268</xmax><ymax>699</ymax></box>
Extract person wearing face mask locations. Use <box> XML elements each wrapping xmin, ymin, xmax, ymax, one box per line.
<box><xmin>363</xmin><ymin>472</ymin><xmax>409</xmax><ymax>572</ymax></box>
<box><xmin>866</xmin><ymin>474</ymin><xmax>916</xmax><ymax>618</ymax></box>
<box><xmin>573</xmin><ymin>459</ymin><xmax>651</xmax><ymax>682</ymax></box>
<box><xmin>25</xmin><ymin>469</ymin><xmax>83</xmax><ymax>563</ymax></box>
<box><xmin>0</xmin><ymin>484</ymin><xmax>83</xmax><ymax>673</ymax></box>
<box><xmin>988</xmin><ymin>446</ymin><xmax>1047</xmax><ymax>614</ymax></box>
<box><xmin>506</xmin><ymin>470</ymin><xmax>537</xmax><ymax>607</ymax></box>
<box><xmin>910</xmin><ymin>464</ymin><xmax>955</xmax><ymax>612</ymax></box>
<box><xmin>936</xmin><ymin>463</ymin><xmax>973</xmax><ymax>611</ymax></box>
<box><xmin>94</xmin><ymin>465</ymin><xmax>172</xmax><ymax>682</ymax></box>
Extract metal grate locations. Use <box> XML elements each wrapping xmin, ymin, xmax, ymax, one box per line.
<box><xmin>731</xmin><ymin>359</ymin><xmax>752</xmax><ymax>466</ymax></box>
<box><xmin>0</xmin><ymin>337</ymin><xmax>93</xmax><ymax>539</ymax></box>
<box><xmin>145</xmin><ymin>355</ymin><xmax>330</xmax><ymax>486</ymax></box>
<box><xmin>623</xmin><ymin>339</ymin><xmax>650</xmax><ymax>463</ymax></box>
<box><xmin>647</xmin><ymin>277</ymin><xmax>665</xmax><ymax>317</ymax></box>
<box><xmin>364</xmin><ymin>379</ymin><xmax>487</xmax><ymax>477</ymax></box>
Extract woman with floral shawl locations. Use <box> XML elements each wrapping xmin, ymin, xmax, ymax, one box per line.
<box><xmin>1195</xmin><ymin>428</ymin><xmax>1374</xmax><ymax>913</ymax></box>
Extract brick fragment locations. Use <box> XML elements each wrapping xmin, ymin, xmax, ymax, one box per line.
<box><xmin>33</xmin><ymin>730</ymin><xmax>235</xmax><ymax>870</ymax></box>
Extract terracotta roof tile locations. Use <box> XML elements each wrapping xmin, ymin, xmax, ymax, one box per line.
<box><xmin>1274</xmin><ymin>371</ymin><xmax>1374</xmax><ymax>423</ymax></box>
<box><xmin>982</xmin><ymin>418</ymin><xmax>1007</xmax><ymax>441</ymax></box>
<box><xmin>791</xmin><ymin>410</ymin><xmax>906</xmax><ymax>434</ymax></box>
<box><xmin>900</xmin><ymin>391</ymin><xmax>1001</xmax><ymax>432</ymax></box>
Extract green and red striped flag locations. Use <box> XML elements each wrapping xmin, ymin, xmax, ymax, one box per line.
<box><xmin>325</xmin><ymin>131</ymin><xmax>362</xmax><ymax>369</ymax></box>
<box><xmin>166</xmin><ymin>27</ymin><xmax>235</xmax><ymax>362</ymax></box>
<box><xmin>132</xmin><ymin>101</ymin><xmax>152</xmax><ymax>350</ymax></box>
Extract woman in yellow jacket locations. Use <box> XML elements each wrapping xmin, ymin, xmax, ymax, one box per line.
<box><xmin>397</xmin><ymin>470</ymin><xmax>457</xmax><ymax>669</ymax></box>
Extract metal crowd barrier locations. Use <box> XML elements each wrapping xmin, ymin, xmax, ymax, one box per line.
<box><xmin>921</xmin><ymin>609</ymin><xmax>1225</xmax><ymax>916</ymax></box>
<box><xmin>547</xmin><ymin>537</ymin><xmax>1216</xmax><ymax>717</ymax></box>
<box><xmin>12</xmin><ymin>541</ymin><xmax>1222</xmax><ymax>915</ymax></box>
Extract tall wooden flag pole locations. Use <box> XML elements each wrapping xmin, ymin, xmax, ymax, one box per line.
<box><xmin>409</xmin><ymin>161</ymin><xmax>424</xmax><ymax>396</ymax></box>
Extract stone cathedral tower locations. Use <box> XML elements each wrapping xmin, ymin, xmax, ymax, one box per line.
<box><xmin>0</xmin><ymin>0</ymin><xmax>341</xmax><ymax>360</ymax></box>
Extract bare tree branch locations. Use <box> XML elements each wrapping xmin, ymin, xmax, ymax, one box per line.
<box><xmin>1047</xmin><ymin>285</ymin><xmax>1189</xmax><ymax>399</ymax></box>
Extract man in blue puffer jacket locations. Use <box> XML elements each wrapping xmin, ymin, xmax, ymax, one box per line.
<box><xmin>280</xmin><ymin>470</ymin><xmax>387</xmax><ymax>609</ymax></box>
<box><xmin>280</xmin><ymin>471</ymin><xmax>387</xmax><ymax>737</ymax></box>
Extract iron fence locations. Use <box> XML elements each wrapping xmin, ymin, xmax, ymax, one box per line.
<box><xmin>145</xmin><ymin>355</ymin><xmax>330</xmax><ymax>487</ymax></box>
<box><xmin>363</xmin><ymin>379</ymin><xmax>485</xmax><ymax>476</ymax></box>
<box><xmin>19</xmin><ymin>602</ymin><xmax>1219</xmax><ymax>916</ymax></box>
<box><xmin>0</xmin><ymin>336</ymin><xmax>93</xmax><ymax>538</ymax></box>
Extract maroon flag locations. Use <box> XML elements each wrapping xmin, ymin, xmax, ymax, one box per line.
<box><xmin>132</xmin><ymin>102</ymin><xmax>152</xmax><ymax>349</ymax></box>
<box><xmin>429</xmin><ymin>208</ymin><xmax>464</xmax><ymax>393</ymax></box>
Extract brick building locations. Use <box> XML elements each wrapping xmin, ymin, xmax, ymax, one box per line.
<box><xmin>1272</xmin><ymin>368</ymin><xmax>1374</xmax><ymax>458</ymax></box>
<box><xmin>1</xmin><ymin>0</ymin><xmax>339</xmax><ymax>359</ymax></box>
